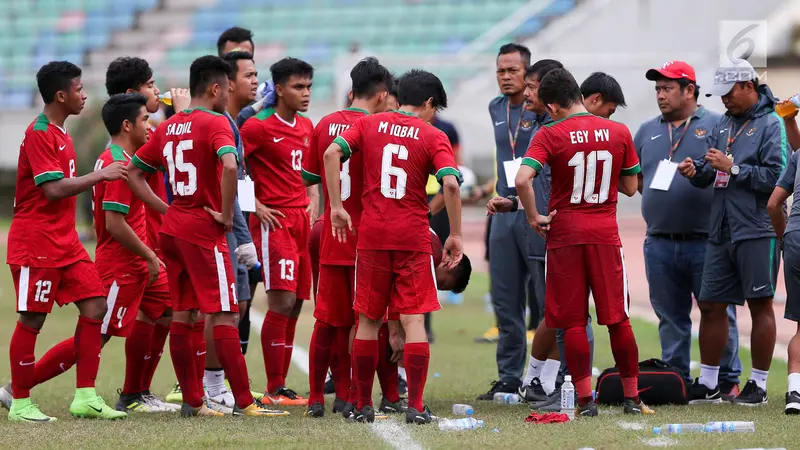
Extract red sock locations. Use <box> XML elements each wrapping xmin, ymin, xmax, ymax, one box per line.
<box><xmin>191</xmin><ymin>320</ymin><xmax>206</xmax><ymax>394</ymax></box>
<box><xmin>576</xmin><ymin>378</ymin><xmax>592</xmax><ymax>405</ymax></box>
<box><xmin>563</xmin><ymin>326</ymin><xmax>592</xmax><ymax>399</ymax></box>
<box><xmin>170</xmin><ymin>321</ymin><xmax>202</xmax><ymax>408</ymax></box>
<box><xmin>33</xmin><ymin>337</ymin><xmax>75</xmax><ymax>387</ymax></box>
<box><xmin>262</xmin><ymin>311</ymin><xmax>288</xmax><ymax>393</ymax></box>
<box><xmin>308</xmin><ymin>320</ymin><xmax>336</xmax><ymax>405</ymax></box>
<box><xmin>10</xmin><ymin>322</ymin><xmax>38</xmax><ymax>399</ymax></box>
<box><xmin>347</xmin><ymin>345</ymin><xmax>358</xmax><ymax>404</ymax></box>
<box><xmin>213</xmin><ymin>325</ymin><xmax>254</xmax><ymax>408</ymax></box>
<box><xmin>75</xmin><ymin>316</ymin><xmax>102</xmax><ymax>389</ymax></box>
<box><xmin>608</xmin><ymin>319</ymin><xmax>639</xmax><ymax>400</ymax></box>
<box><xmin>377</xmin><ymin>323</ymin><xmax>400</xmax><ymax>403</ymax></box>
<box><xmin>122</xmin><ymin>321</ymin><xmax>154</xmax><ymax>395</ymax></box>
<box><xmin>142</xmin><ymin>322</ymin><xmax>170</xmax><ymax>390</ymax></box>
<box><xmin>330</xmin><ymin>327</ymin><xmax>352</xmax><ymax>401</ymax></box>
<box><xmin>404</xmin><ymin>342</ymin><xmax>430</xmax><ymax>411</ymax></box>
<box><xmin>283</xmin><ymin>316</ymin><xmax>298</xmax><ymax>379</ymax></box>
<box><xmin>353</xmin><ymin>338</ymin><xmax>379</xmax><ymax>409</ymax></box>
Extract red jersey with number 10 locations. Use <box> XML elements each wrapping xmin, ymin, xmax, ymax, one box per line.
<box><xmin>522</xmin><ymin>112</ymin><xmax>641</xmax><ymax>250</ymax></box>
<box><xmin>334</xmin><ymin>111</ymin><xmax>459</xmax><ymax>254</ymax></box>
<box><xmin>302</xmin><ymin>107</ymin><xmax>367</xmax><ymax>265</ymax></box>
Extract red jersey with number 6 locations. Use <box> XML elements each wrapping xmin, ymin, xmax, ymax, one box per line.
<box><xmin>334</xmin><ymin>111</ymin><xmax>459</xmax><ymax>254</ymax></box>
<box><xmin>302</xmin><ymin>107</ymin><xmax>367</xmax><ymax>265</ymax></box>
<box><xmin>131</xmin><ymin>107</ymin><xmax>238</xmax><ymax>249</ymax></box>
<box><xmin>522</xmin><ymin>112</ymin><xmax>641</xmax><ymax>250</ymax></box>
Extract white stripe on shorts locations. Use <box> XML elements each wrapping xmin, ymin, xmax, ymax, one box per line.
<box><xmin>214</xmin><ymin>246</ymin><xmax>231</xmax><ymax>312</ymax></box>
<box><xmin>101</xmin><ymin>281</ymin><xmax>119</xmax><ymax>335</ymax></box>
<box><xmin>261</xmin><ymin>224</ymin><xmax>270</xmax><ymax>291</ymax></box>
<box><xmin>17</xmin><ymin>266</ymin><xmax>30</xmax><ymax>312</ymax></box>
<box><xmin>620</xmin><ymin>247</ymin><xmax>629</xmax><ymax>318</ymax></box>
<box><xmin>430</xmin><ymin>255</ymin><xmax>441</xmax><ymax>308</ymax></box>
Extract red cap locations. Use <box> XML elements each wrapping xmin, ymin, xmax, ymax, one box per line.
<box><xmin>645</xmin><ymin>61</ymin><xmax>696</xmax><ymax>83</ymax></box>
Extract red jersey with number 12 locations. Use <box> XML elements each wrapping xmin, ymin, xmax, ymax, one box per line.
<box><xmin>522</xmin><ymin>112</ymin><xmax>641</xmax><ymax>250</ymax></box>
<box><xmin>302</xmin><ymin>107</ymin><xmax>367</xmax><ymax>265</ymax></box>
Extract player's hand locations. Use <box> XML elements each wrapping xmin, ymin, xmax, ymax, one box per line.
<box><xmin>705</xmin><ymin>148</ymin><xmax>732</xmax><ymax>173</ymax></box>
<box><xmin>531</xmin><ymin>210</ymin><xmax>557</xmax><ymax>238</ymax></box>
<box><xmin>330</xmin><ymin>208</ymin><xmax>354</xmax><ymax>243</ymax></box>
<box><xmin>306</xmin><ymin>201</ymin><xmax>319</xmax><ymax>224</ymax></box>
<box><xmin>389</xmin><ymin>332</ymin><xmax>405</xmax><ymax>363</ymax></box>
<box><xmin>256</xmin><ymin>203</ymin><xmax>285</xmax><ymax>230</ymax></box>
<box><xmin>145</xmin><ymin>254</ymin><xmax>165</xmax><ymax>286</ymax></box>
<box><xmin>235</xmin><ymin>242</ymin><xmax>259</xmax><ymax>269</ymax></box>
<box><xmin>204</xmin><ymin>206</ymin><xmax>233</xmax><ymax>234</ymax></box>
<box><xmin>678</xmin><ymin>157</ymin><xmax>696</xmax><ymax>178</ymax></box>
<box><xmin>486</xmin><ymin>197</ymin><xmax>513</xmax><ymax>215</ymax></box>
<box><xmin>442</xmin><ymin>235</ymin><xmax>463</xmax><ymax>268</ymax></box>
<box><xmin>170</xmin><ymin>88</ymin><xmax>191</xmax><ymax>112</ymax></box>
<box><xmin>101</xmin><ymin>161</ymin><xmax>128</xmax><ymax>182</ymax></box>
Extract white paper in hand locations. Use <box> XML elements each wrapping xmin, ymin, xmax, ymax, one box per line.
<box><xmin>503</xmin><ymin>158</ymin><xmax>522</xmax><ymax>188</ymax></box>
<box><xmin>649</xmin><ymin>159</ymin><xmax>678</xmax><ymax>191</ymax></box>
<box><xmin>238</xmin><ymin>177</ymin><xmax>256</xmax><ymax>212</ymax></box>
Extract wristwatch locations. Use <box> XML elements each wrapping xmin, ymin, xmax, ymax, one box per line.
<box><xmin>730</xmin><ymin>165</ymin><xmax>740</xmax><ymax>176</ymax></box>
<box><xmin>507</xmin><ymin>195</ymin><xmax>519</xmax><ymax>212</ymax></box>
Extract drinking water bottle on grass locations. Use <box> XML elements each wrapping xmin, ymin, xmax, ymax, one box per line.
<box><xmin>438</xmin><ymin>418</ymin><xmax>484</xmax><ymax>431</ymax></box>
<box><xmin>452</xmin><ymin>404</ymin><xmax>474</xmax><ymax>416</ymax></box>
<box><xmin>653</xmin><ymin>424</ymin><xmax>705</xmax><ymax>434</ymax></box>
<box><xmin>493</xmin><ymin>393</ymin><xmax>521</xmax><ymax>404</ymax></box>
<box><xmin>561</xmin><ymin>375</ymin><xmax>575</xmax><ymax>420</ymax></box>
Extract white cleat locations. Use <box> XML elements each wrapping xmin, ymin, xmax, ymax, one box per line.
<box><xmin>206</xmin><ymin>390</ymin><xmax>235</xmax><ymax>415</ymax></box>
<box><xmin>0</xmin><ymin>383</ymin><xmax>12</xmax><ymax>410</ymax></box>
<box><xmin>142</xmin><ymin>391</ymin><xmax>180</xmax><ymax>412</ymax></box>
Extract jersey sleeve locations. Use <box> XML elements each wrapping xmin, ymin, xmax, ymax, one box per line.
<box><xmin>333</xmin><ymin>116</ymin><xmax>365</xmax><ymax>161</ymax></box>
<box><xmin>619</xmin><ymin>126</ymin><xmax>641</xmax><ymax>176</ymax></box>
<box><xmin>430</xmin><ymin>132</ymin><xmax>460</xmax><ymax>183</ymax></box>
<box><xmin>26</xmin><ymin>129</ymin><xmax>63</xmax><ymax>186</ymax></box>
<box><xmin>102</xmin><ymin>178</ymin><xmax>134</xmax><ymax>214</ymax></box>
<box><xmin>521</xmin><ymin>126</ymin><xmax>550</xmax><ymax>173</ymax></box>
<box><xmin>240</xmin><ymin>117</ymin><xmax>263</xmax><ymax>159</ymax></box>
<box><xmin>302</xmin><ymin>123</ymin><xmax>323</xmax><ymax>184</ymax></box>
<box><xmin>778</xmin><ymin>150</ymin><xmax>799</xmax><ymax>192</ymax></box>
<box><xmin>210</xmin><ymin>116</ymin><xmax>237</xmax><ymax>160</ymax></box>
<box><xmin>131</xmin><ymin>134</ymin><xmax>162</xmax><ymax>173</ymax></box>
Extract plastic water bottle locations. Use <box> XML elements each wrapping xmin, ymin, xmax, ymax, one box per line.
<box><xmin>493</xmin><ymin>392</ymin><xmax>521</xmax><ymax>404</ymax></box>
<box><xmin>561</xmin><ymin>375</ymin><xmax>575</xmax><ymax>419</ymax></box>
<box><xmin>653</xmin><ymin>424</ymin><xmax>705</xmax><ymax>434</ymax></box>
<box><xmin>777</xmin><ymin>94</ymin><xmax>800</xmax><ymax>117</ymax></box>
<box><xmin>158</xmin><ymin>91</ymin><xmax>172</xmax><ymax>106</ymax></box>
<box><xmin>438</xmin><ymin>417</ymin><xmax>484</xmax><ymax>431</ymax></box>
<box><xmin>705</xmin><ymin>421</ymin><xmax>755</xmax><ymax>433</ymax></box>
<box><xmin>452</xmin><ymin>404</ymin><xmax>474</xmax><ymax>416</ymax></box>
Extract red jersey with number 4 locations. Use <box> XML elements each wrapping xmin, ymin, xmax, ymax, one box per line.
<box><xmin>241</xmin><ymin>108</ymin><xmax>313</xmax><ymax>208</ymax></box>
<box><xmin>8</xmin><ymin>114</ymin><xmax>88</xmax><ymax>268</ymax></box>
<box><xmin>522</xmin><ymin>112</ymin><xmax>641</xmax><ymax>250</ymax></box>
<box><xmin>334</xmin><ymin>111</ymin><xmax>459</xmax><ymax>254</ymax></box>
<box><xmin>144</xmin><ymin>127</ymin><xmax>167</xmax><ymax>255</ymax></box>
<box><xmin>132</xmin><ymin>107</ymin><xmax>238</xmax><ymax>249</ymax></box>
<box><xmin>302</xmin><ymin>107</ymin><xmax>367</xmax><ymax>265</ymax></box>
<box><xmin>93</xmin><ymin>144</ymin><xmax>148</xmax><ymax>283</ymax></box>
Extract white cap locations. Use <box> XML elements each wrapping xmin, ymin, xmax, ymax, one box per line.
<box><xmin>564</xmin><ymin>375</ymin><xmax>572</xmax><ymax>382</ymax></box>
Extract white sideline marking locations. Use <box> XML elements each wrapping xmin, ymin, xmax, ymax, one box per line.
<box><xmin>617</xmin><ymin>421</ymin><xmax>646</xmax><ymax>430</ymax></box>
<box><xmin>638</xmin><ymin>437</ymin><xmax>677</xmax><ymax>447</ymax></box>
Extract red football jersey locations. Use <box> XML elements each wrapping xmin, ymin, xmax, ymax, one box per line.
<box><xmin>144</xmin><ymin>127</ymin><xmax>167</xmax><ymax>255</ymax></box>
<box><xmin>7</xmin><ymin>114</ymin><xmax>88</xmax><ymax>268</ymax></box>
<box><xmin>131</xmin><ymin>107</ymin><xmax>238</xmax><ymax>249</ymax></box>
<box><xmin>522</xmin><ymin>112</ymin><xmax>641</xmax><ymax>250</ymax></box>
<box><xmin>241</xmin><ymin>108</ymin><xmax>313</xmax><ymax>208</ymax></box>
<box><xmin>302</xmin><ymin>107</ymin><xmax>367</xmax><ymax>266</ymax></box>
<box><xmin>93</xmin><ymin>144</ymin><xmax>148</xmax><ymax>283</ymax></box>
<box><xmin>334</xmin><ymin>111</ymin><xmax>459</xmax><ymax>253</ymax></box>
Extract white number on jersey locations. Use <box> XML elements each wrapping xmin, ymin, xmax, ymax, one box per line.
<box><xmin>340</xmin><ymin>159</ymin><xmax>351</xmax><ymax>201</ymax></box>
<box><xmin>69</xmin><ymin>159</ymin><xmax>76</xmax><ymax>178</ymax></box>
<box><xmin>567</xmin><ymin>150</ymin><xmax>613</xmax><ymax>204</ymax></box>
<box><xmin>381</xmin><ymin>143</ymin><xmax>408</xmax><ymax>199</ymax></box>
<box><xmin>291</xmin><ymin>150</ymin><xmax>303</xmax><ymax>171</ymax></box>
<box><xmin>163</xmin><ymin>140</ymin><xmax>197</xmax><ymax>196</ymax></box>
<box><xmin>34</xmin><ymin>280</ymin><xmax>52</xmax><ymax>303</ymax></box>
<box><xmin>279</xmin><ymin>258</ymin><xmax>295</xmax><ymax>281</ymax></box>
<box><xmin>116</xmin><ymin>306</ymin><xmax>128</xmax><ymax>328</ymax></box>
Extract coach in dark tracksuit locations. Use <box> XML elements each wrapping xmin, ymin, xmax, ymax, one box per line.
<box><xmin>678</xmin><ymin>61</ymin><xmax>788</xmax><ymax>406</ymax></box>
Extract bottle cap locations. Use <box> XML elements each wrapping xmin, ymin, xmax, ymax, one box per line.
<box><xmin>564</xmin><ymin>375</ymin><xmax>572</xmax><ymax>382</ymax></box>
<box><xmin>652</xmin><ymin>426</ymin><xmax>661</xmax><ymax>434</ymax></box>
<box><xmin>465</xmin><ymin>408</ymin><xmax>474</xmax><ymax>416</ymax></box>
<box><xmin>477</xmin><ymin>420</ymin><xmax>484</xmax><ymax>426</ymax></box>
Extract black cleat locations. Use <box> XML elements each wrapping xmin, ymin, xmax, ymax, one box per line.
<box><xmin>519</xmin><ymin>378</ymin><xmax>548</xmax><ymax>403</ymax></box>
<box><xmin>688</xmin><ymin>378</ymin><xmax>723</xmax><ymax>404</ymax></box>
<box><xmin>623</xmin><ymin>398</ymin><xmax>655</xmax><ymax>415</ymax></box>
<box><xmin>733</xmin><ymin>380</ymin><xmax>767</xmax><ymax>406</ymax></box>
<box><xmin>719</xmin><ymin>381</ymin><xmax>739</xmax><ymax>402</ymax></box>
<box><xmin>304</xmin><ymin>402</ymin><xmax>325</xmax><ymax>418</ymax></box>
<box><xmin>405</xmin><ymin>405</ymin><xmax>435</xmax><ymax>424</ymax></box>
<box><xmin>340</xmin><ymin>401</ymin><xmax>355</xmax><ymax>420</ymax></box>
<box><xmin>398</xmin><ymin>375</ymin><xmax>408</xmax><ymax>396</ymax></box>
<box><xmin>378</xmin><ymin>396</ymin><xmax>408</xmax><ymax>414</ymax></box>
<box><xmin>350</xmin><ymin>405</ymin><xmax>375</xmax><ymax>423</ymax></box>
<box><xmin>476</xmin><ymin>380</ymin><xmax>519</xmax><ymax>401</ymax></box>
<box><xmin>577</xmin><ymin>400</ymin><xmax>598</xmax><ymax>417</ymax></box>
<box><xmin>323</xmin><ymin>372</ymin><xmax>336</xmax><ymax>395</ymax></box>
<box><xmin>785</xmin><ymin>391</ymin><xmax>800</xmax><ymax>415</ymax></box>
<box><xmin>332</xmin><ymin>397</ymin><xmax>348</xmax><ymax>414</ymax></box>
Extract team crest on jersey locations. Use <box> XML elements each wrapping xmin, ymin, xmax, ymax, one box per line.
<box><xmin>303</xmin><ymin>136</ymin><xmax>309</xmax><ymax>146</ymax></box>
<box><xmin>520</xmin><ymin>120</ymin><xmax>532</xmax><ymax>131</ymax></box>
<box><xmin>746</xmin><ymin>127</ymin><xmax>756</xmax><ymax>137</ymax></box>
<box><xmin>694</xmin><ymin>128</ymin><xmax>707</xmax><ymax>138</ymax></box>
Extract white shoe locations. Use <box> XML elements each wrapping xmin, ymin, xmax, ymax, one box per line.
<box><xmin>0</xmin><ymin>383</ymin><xmax>12</xmax><ymax>410</ymax></box>
<box><xmin>206</xmin><ymin>390</ymin><xmax>235</xmax><ymax>414</ymax></box>
<box><xmin>142</xmin><ymin>391</ymin><xmax>180</xmax><ymax>412</ymax></box>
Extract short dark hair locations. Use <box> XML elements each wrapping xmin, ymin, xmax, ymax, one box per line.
<box><xmin>351</xmin><ymin>57</ymin><xmax>393</xmax><ymax>99</ymax></box>
<box><xmin>270</xmin><ymin>57</ymin><xmax>314</xmax><ymax>86</ymax></box>
<box><xmin>222</xmin><ymin>51</ymin><xmax>254</xmax><ymax>79</ymax></box>
<box><xmin>389</xmin><ymin>77</ymin><xmax>399</xmax><ymax>99</ymax></box>
<box><xmin>397</xmin><ymin>69</ymin><xmax>447</xmax><ymax>110</ymax></box>
<box><xmin>216</xmin><ymin>27</ymin><xmax>254</xmax><ymax>57</ymax></box>
<box><xmin>451</xmin><ymin>254</ymin><xmax>472</xmax><ymax>294</ymax></box>
<box><xmin>102</xmin><ymin>93</ymin><xmax>148</xmax><ymax>136</ymax></box>
<box><xmin>581</xmin><ymin>72</ymin><xmax>627</xmax><ymax>107</ymax></box>
<box><xmin>497</xmin><ymin>43</ymin><xmax>531</xmax><ymax>66</ymax></box>
<box><xmin>189</xmin><ymin>55</ymin><xmax>233</xmax><ymax>97</ymax></box>
<box><xmin>525</xmin><ymin>59</ymin><xmax>564</xmax><ymax>82</ymax></box>
<box><xmin>36</xmin><ymin>61</ymin><xmax>82</xmax><ymax>104</ymax></box>
<box><xmin>539</xmin><ymin>68</ymin><xmax>582</xmax><ymax>109</ymax></box>
<box><xmin>105</xmin><ymin>57</ymin><xmax>153</xmax><ymax>96</ymax></box>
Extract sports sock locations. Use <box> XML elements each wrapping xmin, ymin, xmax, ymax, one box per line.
<box><xmin>33</xmin><ymin>337</ymin><xmax>75</xmax><ymax>386</ymax></box>
<box><xmin>205</xmin><ymin>368</ymin><xmax>226</xmax><ymax>398</ymax></box>
<box><xmin>523</xmin><ymin>356</ymin><xmax>545</xmax><ymax>386</ymax></box>
<box><xmin>330</xmin><ymin>327</ymin><xmax>351</xmax><ymax>401</ymax></box>
<box><xmin>142</xmin><ymin>322</ymin><xmax>170</xmax><ymax>390</ymax></box>
<box><xmin>308</xmin><ymin>321</ymin><xmax>336</xmax><ymax>404</ymax></box>
<box><xmin>283</xmin><ymin>316</ymin><xmax>298</xmax><ymax>379</ymax></box>
<box><xmin>75</xmin><ymin>316</ymin><xmax>102</xmax><ymax>389</ymax></box>
<box><xmin>10</xmin><ymin>322</ymin><xmax>38</xmax><ymax>399</ymax></box>
<box><xmin>213</xmin><ymin>325</ymin><xmax>255</xmax><ymax>408</ymax></box>
<box><xmin>576</xmin><ymin>377</ymin><xmax>593</xmax><ymax>405</ymax></box>
<box><xmin>377</xmin><ymin>323</ymin><xmax>400</xmax><ymax>403</ymax></box>
<box><xmin>699</xmin><ymin>364</ymin><xmax>720</xmax><ymax>390</ymax></box>
<box><xmin>541</xmin><ymin>359</ymin><xmax>561</xmax><ymax>394</ymax></box>
<box><xmin>608</xmin><ymin>320</ymin><xmax>639</xmax><ymax>399</ymax></box>
<box><xmin>404</xmin><ymin>342</ymin><xmax>430</xmax><ymax>412</ymax></box>
<box><xmin>190</xmin><ymin>321</ymin><xmax>206</xmax><ymax>395</ymax></box>
<box><xmin>563</xmin><ymin>326</ymin><xmax>592</xmax><ymax>400</ymax></box>
<box><xmin>262</xmin><ymin>311</ymin><xmax>288</xmax><ymax>394</ymax></box>
<box><xmin>348</xmin><ymin>347</ymin><xmax>358</xmax><ymax>404</ymax></box>
<box><xmin>750</xmin><ymin>368</ymin><xmax>769</xmax><ymax>391</ymax></box>
<box><xmin>789</xmin><ymin>373</ymin><xmax>800</xmax><ymax>394</ymax></box>
<box><xmin>353</xmin><ymin>338</ymin><xmax>379</xmax><ymax>409</ymax></box>
<box><xmin>398</xmin><ymin>366</ymin><xmax>407</xmax><ymax>379</ymax></box>
<box><xmin>122</xmin><ymin>320</ymin><xmax>154</xmax><ymax>395</ymax></box>
<box><xmin>169</xmin><ymin>321</ymin><xmax>203</xmax><ymax>408</ymax></box>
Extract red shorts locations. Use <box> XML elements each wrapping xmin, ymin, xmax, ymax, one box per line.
<box><xmin>354</xmin><ymin>250</ymin><xmax>439</xmax><ymax>321</ymax></box>
<box><xmin>315</xmin><ymin>265</ymin><xmax>356</xmax><ymax>327</ymax></box>
<box><xmin>140</xmin><ymin>270</ymin><xmax>171</xmax><ymax>321</ymax></box>
<box><xmin>101</xmin><ymin>278</ymin><xmax>147</xmax><ymax>337</ymax></box>
<box><xmin>545</xmin><ymin>244</ymin><xmax>629</xmax><ymax>329</ymax></box>
<box><xmin>250</xmin><ymin>208</ymin><xmax>312</xmax><ymax>300</ymax></box>
<box><xmin>11</xmin><ymin>258</ymin><xmax>106</xmax><ymax>313</ymax></box>
<box><xmin>160</xmin><ymin>234</ymin><xmax>238</xmax><ymax>314</ymax></box>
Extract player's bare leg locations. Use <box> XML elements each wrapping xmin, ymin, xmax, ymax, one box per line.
<box><xmin>262</xmin><ymin>290</ymin><xmax>307</xmax><ymax>405</ymax></box>
<box><xmin>401</xmin><ymin>313</ymin><xmax>435</xmax><ymax>424</ymax></box>
<box><xmin>695</xmin><ymin>301</ymin><xmax>729</xmax><ymax>402</ymax></box>
<box><xmin>352</xmin><ymin>314</ymin><xmax>381</xmax><ymax>422</ymax></box>
<box><xmin>521</xmin><ymin>323</ymin><xmax>561</xmax><ymax>406</ymax></box>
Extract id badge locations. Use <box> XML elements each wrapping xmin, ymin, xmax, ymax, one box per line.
<box><xmin>237</xmin><ymin>176</ymin><xmax>256</xmax><ymax>212</ymax></box>
<box><xmin>503</xmin><ymin>158</ymin><xmax>522</xmax><ymax>188</ymax></box>
<box><xmin>713</xmin><ymin>171</ymin><xmax>730</xmax><ymax>188</ymax></box>
<box><xmin>649</xmin><ymin>159</ymin><xmax>678</xmax><ymax>191</ymax></box>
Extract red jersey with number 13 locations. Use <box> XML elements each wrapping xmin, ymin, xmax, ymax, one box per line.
<box><xmin>522</xmin><ymin>112</ymin><xmax>641</xmax><ymax>250</ymax></box>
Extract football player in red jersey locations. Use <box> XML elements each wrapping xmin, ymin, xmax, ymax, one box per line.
<box><xmin>514</xmin><ymin>68</ymin><xmax>651</xmax><ymax>416</ymax></box>
<box><xmin>3</xmin><ymin>61</ymin><xmax>128</xmax><ymax>422</ymax></box>
<box><xmin>323</xmin><ymin>69</ymin><xmax>463</xmax><ymax>424</ymax></box>
<box><xmin>127</xmin><ymin>55</ymin><xmax>286</xmax><ymax>418</ymax></box>
<box><xmin>240</xmin><ymin>57</ymin><xmax>316</xmax><ymax>407</ymax></box>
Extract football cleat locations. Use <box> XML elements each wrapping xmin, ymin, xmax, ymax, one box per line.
<box><xmin>350</xmin><ymin>405</ymin><xmax>376</xmax><ymax>423</ymax></box>
<box><xmin>688</xmin><ymin>379</ymin><xmax>723</xmax><ymax>405</ymax></box>
<box><xmin>785</xmin><ymin>391</ymin><xmax>800</xmax><ymax>415</ymax></box>
<box><xmin>526</xmin><ymin>330</ymin><xmax>535</xmax><ymax>345</ymax></box>
<box><xmin>141</xmin><ymin>390</ymin><xmax>180</xmax><ymax>412</ymax></box>
<box><xmin>719</xmin><ymin>381</ymin><xmax>740</xmax><ymax>402</ymax></box>
<box><xmin>577</xmin><ymin>400</ymin><xmax>598</xmax><ymax>417</ymax></box>
<box><xmin>304</xmin><ymin>402</ymin><xmax>325</xmax><ymax>418</ymax></box>
<box><xmin>115</xmin><ymin>391</ymin><xmax>166</xmax><ymax>413</ymax></box>
<box><xmin>233</xmin><ymin>401</ymin><xmax>290</xmax><ymax>417</ymax></box>
<box><xmin>0</xmin><ymin>382</ymin><xmax>13</xmax><ymax>410</ymax></box>
<box><xmin>332</xmin><ymin>397</ymin><xmax>349</xmax><ymax>414</ymax></box>
<box><xmin>378</xmin><ymin>396</ymin><xmax>408</xmax><ymax>414</ymax></box>
<box><xmin>405</xmin><ymin>405</ymin><xmax>435</xmax><ymax>424</ymax></box>
<box><xmin>70</xmin><ymin>389</ymin><xmax>128</xmax><ymax>420</ymax></box>
<box><xmin>474</xmin><ymin>326</ymin><xmax>499</xmax><ymax>343</ymax></box>
<box><xmin>477</xmin><ymin>380</ymin><xmax>518</xmax><ymax>401</ymax></box>
<box><xmin>623</xmin><ymin>398</ymin><xmax>655</xmax><ymax>415</ymax></box>
<box><xmin>263</xmin><ymin>387</ymin><xmax>308</xmax><ymax>406</ymax></box>
<box><xmin>206</xmin><ymin>389</ymin><xmax>235</xmax><ymax>414</ymax></box>
<box><xmin>519</xmin><ymin>378</ymin><xmax>548</xmax><ymax>403</ymax></box>
<box><xmin>165</xmin><ymin>382</ymin><xmax>183</xmax><ymax>404</ymax></box>
<box><xmin>8</xmin><ymin>398</ymin><xmax>56</xmax><ymax>423</ymax></box>
<box><xmin>180</xmin><ymin>403</ymin><xmax>224</xmax><ymax>417</ymax></box>
<box><xmin>732</xmin><ymin>380</ymin><xmax>767</xmax><ymax>406</ymax></box>
<box><xmin>340</xmin><ymin>401</ymin><xmax>355</xmax><ymax>420</ymax></box>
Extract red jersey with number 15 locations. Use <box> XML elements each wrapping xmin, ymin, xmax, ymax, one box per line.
<box><xmin>131</xmin><ymin>107</ymin><xmax>238</xmax><ymax>249</ymax></box>
<box><xmin>302</xmin><ymin>107</ymin><xmax>367</xmax><ymax>265</ymax></box>
<box><xmin>334</xmin><ymin>111</ymin><xmax>459</xmax><ymax>254</ymax></box>
<box><xmin>522</xmin><ymin>112</ymin><xmax>641</xmax><ymax>250</ymax></box>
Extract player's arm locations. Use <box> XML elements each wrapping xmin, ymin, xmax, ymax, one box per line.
<box><xmin>106</xmin><ymin>210</ymin><xmax>163</xmax><ymax>284</ymax></box>
<box><xmin>633</xmin><ymin>125</ymin><xmax>645</xmax><ymax>194</ymax></box>
<box><xmin>302</xmin><ymin>126</ymin><xmax>322</xmax><ymax>187</ymax></box>
<box><xmin>325</xmin><ymin>120</ymin><xmax>364</xmax><ymax>242</ymax></box>
<box><xmin>216</xmin><ymin>153</ymin><xmax>239</xmax><ymax>232</ymax></box>
<box><xmin>41</xmin><ymin>166</ymin><xmax>127</xmax><ymax>201</ymax></box>
<box><xmin>780</xmin><ymin>105</ymin><xmax>800</xmax><ymax>151</ymax></box>
<box><xmin>517</xmin><ymin>131</ymin><xmax>556</xmax><ymax>232</ymax></box>
<box><xmin>618</xmin><ymin>127</ymin><xmax>641</xmax><ymax>197</ymax></box>
<box><xmin>431</xmin><ymin>134</ymin><xmax>464</xmax><ymax>267</ymax></box>
<box><xmin>129</xmin><ymin>139</ymin><xmax>169</xmax><ymax>214</ymax></box>
<box><xmin>770</xmin><ymin>151</ymin><xmax>797</xmax><ymax>244</ymax></box>
<box><xmin>731</xmin><ymin>118</ymin><xmax>788</xmax><ymax>194</ymax></box>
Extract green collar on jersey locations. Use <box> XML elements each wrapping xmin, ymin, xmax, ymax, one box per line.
<box><xmin>390</xmin><ymin>109</ymin><xmax>416</xmax><ymax>117</ymax></box>
<box><xmin>182</xmin><ymin>106</ymin><xmax>222</xmax><ymax>116</ymax></box>
<box><xmin>108</xmin><ymin>144</ymin><xmax>130</xmax><ymax>162</ymax></box>
<box><xmin>345</xmin><ymin>107</ymin><xmax>369</xmax><ymax>115</ymax></box>
<box><xmin>34</xmin><ymin>113</ymin><xmax>50</xmax><ymax>131</ymax></box>
<box><xmin>545</xmin><ymin>111</ymin><xmax>592</xmax><ymax>127</ymax></box>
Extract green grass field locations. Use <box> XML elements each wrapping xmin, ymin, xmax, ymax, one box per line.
<box><xmin>0</xmin><ymin>240</ymin><xmax>797</xmax><ymax>449</ymax></box>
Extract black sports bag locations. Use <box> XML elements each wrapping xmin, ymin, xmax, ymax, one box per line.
<box><xmin>594</xmin><ymin>358</ymin><xmax>687</xmax><ymax>405</ymax></box>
